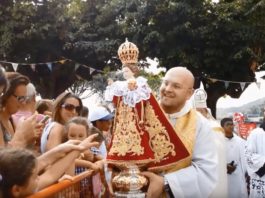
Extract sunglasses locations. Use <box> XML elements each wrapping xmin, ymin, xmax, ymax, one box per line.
<box><xmin>12</xmin><ymin>94</ymin><xmax>27</xmax><ymax>103</ymax></box>
<box><xmin>61</xmin><ymin>103</ymin><xmax>81</xmax><ymax>113</ymax></box>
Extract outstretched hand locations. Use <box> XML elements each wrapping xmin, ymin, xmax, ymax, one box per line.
<box><xmin>79</xmin><ymin>134</ymin><xmax>99</xmax><ymax>151</ymax></box>
<box><xmin>53</xmin><ymin>140</ymin><xmax>83</xmax><ymax>154</ymax></box>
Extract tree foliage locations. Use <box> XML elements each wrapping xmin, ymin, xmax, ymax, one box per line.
<box><xmin>0</xmin><ymin>0</ymin><xmax>265</xmax><ymax>115</ymax></box>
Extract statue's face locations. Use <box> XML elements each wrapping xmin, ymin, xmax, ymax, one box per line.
<box><xmin>122</xmin><ymin>67</ymin><xmax>134</xmax><ymax>80</ymax></box>
<box><xmin>127</xmin><ymin>79</ymin><xmax>137</xmax><ymax>91</ymax></box>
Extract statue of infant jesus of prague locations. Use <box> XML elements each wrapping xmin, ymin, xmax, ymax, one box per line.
<box><xmin>105</xmin><ymin>39</ymin><xmax>190</xmax><ymax>197</ymax></box>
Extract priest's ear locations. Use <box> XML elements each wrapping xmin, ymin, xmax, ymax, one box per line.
<box><xmin>186</xmin><ymin>88</ymin><xmax>194</xmax><ymax>100</ymax></box>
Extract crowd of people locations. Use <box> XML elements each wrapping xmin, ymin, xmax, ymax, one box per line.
<box><xmin>0</xmin><ymin>41</ymin><xmax>265</xmax><ymax>198</ymax></box>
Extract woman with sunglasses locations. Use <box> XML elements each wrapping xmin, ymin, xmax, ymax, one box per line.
<box><xmin>0</xmin><ymin>68</ymin><xmax>8</xmax><ymax>146</ymax></box>
<box><xmin>0</xmin><ymin>72</ymin><xmax>30</xmax><ymax>147</ymax></box>
<box><xmin>0</xmin><ymin>67</ymin><xmax>8</xmax><ymax>99</ymax></box>
<box><xmin>40</xmin><ymin>92</ymin><xmax>83</xmax><ymax>153</ymax></box>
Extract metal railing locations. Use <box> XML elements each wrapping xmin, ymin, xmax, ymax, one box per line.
<box><xmin>27</xmin><ymin>170</ymin><xmax>93</xmax><ymax>198</ymax></box>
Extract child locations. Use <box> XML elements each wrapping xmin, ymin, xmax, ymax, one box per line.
<box><xmin>0</xmin><ymin>136</ymin><xmax>98</xmax><ymax>198</ymax></box>
<box><xmin>89</xmin><ymin>127</ymin><xmax>109</xmax><ymax>198</ymax></box>
<box><xmin>0</xmin><ymin>148</ymin><xmax>38</xmax><ymax>198</ymax></box>
<box><xmin>65</xmin><ymin>117</ymin><xmax>106</xmax><ymax>197</ymax></box>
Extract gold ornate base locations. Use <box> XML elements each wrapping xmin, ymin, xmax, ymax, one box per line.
<box><xmin>112</xmin><ymin>164</ymin><xmax>148</xmax><ymax>197</ymax></box>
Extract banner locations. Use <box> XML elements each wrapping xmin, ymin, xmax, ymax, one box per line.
<box><xmin>237</xmin><ymin>122</ymin><xmax>256</xmax><ymax>139</ymax></box>
<box><xmin>75</xmin><ymin>63</ymin><xmax>80</xmax><ymax>71</ymax></box>
<box><xmin>30</xmin><ymin>64</ymin><xmax>36</xmax><ymax>71</ymax></box>
<box><xmin>47</xmin><ymin>63</ymin><xmax>52</xmax><ymax>71</ymax></box>
<box><xmin>224</xmin><ymin>81</ymin><xmax>229</xmax><ymax>89</ymax></box>
<box><xmin>12</xmin><ymin>63</ymin><xmax>19</xmax><ymax>71</ymax></box>
<box><xmin>233</xmin><ymin>112</ymin><xmax>256</xmax><ymax>139</ymax></box>
<box><xmin>240</xmin><ymin>82</ymin><xmax>246</xmax><ymax>91</ymax></box>
<box><xmin>0</xmin><ymin>59</ymin><xmax>100</xmax><ymax>75</ymax></box>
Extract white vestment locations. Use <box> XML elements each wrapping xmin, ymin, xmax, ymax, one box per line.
<box><xmin>165</xmin><ymin>102</ymin><xmax>218</xmax><ymax>198</ymax></box>
<box><xmin>208</xmin><ymin>120</ymin><xmax>228</xmax><ymax>198</ymax></box>
<box><xmin>245</xmin><ymin>127</ymin><xmax>265</xmax><ymax>198</ymax></box>
<box><xmin>225</xmin><ymin>134</ymin><xmax>248</xmax><ymax>198</ymax></box>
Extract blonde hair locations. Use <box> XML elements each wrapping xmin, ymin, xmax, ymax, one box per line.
<box><xmin>64</xmin><ymin>116</ymin><xmax>90</xmax><ymax>138</ymax></box>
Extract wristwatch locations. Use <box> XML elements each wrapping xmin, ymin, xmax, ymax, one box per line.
<box><xmin>163</xmin><ymin>176</ymin><xmax>174</xmax><ymax>198</ymax></box>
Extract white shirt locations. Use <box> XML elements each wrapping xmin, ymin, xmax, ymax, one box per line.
<box><xmin>225</xmin><ymin>134</ymin><xmax>248</xmax><ymax>198</ymax></box>
<box><xmin>246</xmin><ymin>127</ymin><xmax>265</xmax><ymax>198</ymax></box>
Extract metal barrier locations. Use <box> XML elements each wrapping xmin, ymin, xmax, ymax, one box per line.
<box><xmin>28</xmin><ymin>170</ymin><xmax>93</xmax><ymax>198</ymax></box>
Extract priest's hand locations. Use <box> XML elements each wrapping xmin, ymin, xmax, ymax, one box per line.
<box><xmin>141</xmin><ymin>171</ymin><xmax>164</xmax><ymax>198</ymax></box>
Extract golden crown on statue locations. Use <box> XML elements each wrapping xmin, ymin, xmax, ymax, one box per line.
<box><xmin>118</xmin><ymin>38</ymin><xmax>139</xmax><ymax>64</ymax></box>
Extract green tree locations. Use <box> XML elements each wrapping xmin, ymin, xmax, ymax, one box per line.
<box><xmin>0</xmin><ymin>0</ymin><xmax>265</xmax><ymax>117</ymax></box>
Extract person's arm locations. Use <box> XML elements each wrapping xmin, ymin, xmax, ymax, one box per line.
<box><xmin>83</xmin><ymin>150</ymin><xmax>94</xmax><ymax>161</ymax></box>
<box><xmin>75</xmin><ymin>159</ymin><xmax>101</xmax><ymax>172</ymax></box>
<box><xmin>94</xmin><ymin>154</ymin><xmax>104</xmax><ymax>161</ymax></box>
<box><xmin>37</xmin><ymin>140</ymin><xmax>82</xmax><ymax>172</ymax></box>
<box><xmin>37</xmin><ymin>134</ymin><xmax>99</xmax><ymax>190</ymax></box>
<box><xmin>45</xmin><ymin>123</ymin><xmax>64</xmax><ymax>151</ymax></box>
<box><xmin>38</xmin><ymin>150</ymin><xmax>80</xmax><ymax>190</ymax></box>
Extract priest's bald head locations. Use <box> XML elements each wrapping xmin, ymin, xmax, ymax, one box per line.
<box><xmin>159</xmin><ymin>67</ymin><xmax>194</xmax><ymax>114</ymax></box>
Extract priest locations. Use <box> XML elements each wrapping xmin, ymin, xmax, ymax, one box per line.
<box><xmin>193</xmin><ymin>88</ymin><xmax>227</xmax><ymax>198</ymax></box>
<box><xmin>142</xmin><ymin>67</ymin><xmax>218</xmax><ymax>198</ymax></box>
<box><xmin>245</xmin><ymin>121</ymin><xmax>265</xmax><ymax>198</ymax></box>
<box><xmin>221</xmin><ymin>117</ymin><xmax>248</xmax><ymax>198</ymax></box>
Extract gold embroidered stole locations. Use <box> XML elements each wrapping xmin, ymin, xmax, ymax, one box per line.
<box><xmin>209</xmin><ymin>118</ymin><xmax>224</xmax><ymax>134</ymax></box>
<box><xmin>164</xmin><ymin>109</ymin><xmax>197</xmax><ymax>174</ymax></box>
<box><xmin>212</xmin><ymin>127</ymin><xmax>224</xmax><ymax>133</ymax></box>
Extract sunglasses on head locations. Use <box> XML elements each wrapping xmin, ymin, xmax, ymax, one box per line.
<box><xmin>12</xmin><ymin>94</ymin><xmax>28</xmax><ymax>103</ymax></box>
<box><xmin>61</xmin><ymin>103</ymin><xmax>81</xmax><ymax>113</ymax></box>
